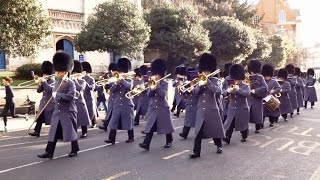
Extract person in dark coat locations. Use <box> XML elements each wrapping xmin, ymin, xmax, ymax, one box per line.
<box><xmin>95</xmin><ymin>82</ymin><xmax>107</xmax><ymax>113</ymax></box>
<box><xmin>261</xmin><ymin>64</ymin><xmax>281</xmax><ymax>127</ymax></box>
<box><xmin>72</xmin><ymin>60</ymin><xmax>91</xmax><ymax>138</ymax></box>
<box><xmin>247</xmin><ymin>60</ymin><xmax>268</xmax><ymax>133</ymax></box>
<box><xmin>99</xmin><ymin>63</ymin><xmax>117</xmax><ymax>131</ymax></box>
<box><xmin>179</xmin><ymin>68</ymin><xmax>199</xmax><ymax>139</ymax></box>
<box><xmin>133</xmin><ymin>68</ymin><xmax>141</xmax><ymax>110</ymax></box>
<box><xmin>285</xmin><ymin>64</ymin><xmax>298</xmax><ymax>118</ymax></box>
<box><xmin>139</xmin><ymin>59</ymin><xmax>174</xmax><ymax>151</ymax></box>
<box><xmin>171</xmin><ymin>66</ymin><xmax>181</xmax><ymax>113</ymax></box>
<box><xmin>81</xmin><ymin>61</ymin><xmax>97</xmax><ymax>128</ymax></box>
<box><xmin>304</xmin><ymin>68</ymin><xmax>317</xmax><ymax>108</ymax></box>
<box><xmin>134</xmin><ymin>65</ymin><xmax>150</xmax><ymax>126</ymax></box>
<box><xmin>222</xmin><ymin>63</ymin><xmax>233</xmax><ymax>123</ymax></box>
<box><xmin>37</xmin><ymin>51</ymin><xmax>79</xmax><ymax>159</ymax></box>
<box><xmin>104</xmin><ymin>58</ymin><xmax>135</xmax><ymax>144</ymax></box>
<box><xmin>223</xmin><ymin>64</ymin><xmax>250</xmax><ymax>145</ymax></box>
<box><xmin>277</xmin><ymin>69</ymin><xmax>292</xmax><ymax>121</ymax></box>
<box><xmin>172</xmin><ymin>66</ymin><xmax>187</xmax><ymax>117</ymax></box>
<box><xmin>1</xmin><ymin>77</ymin><xmax>15</xmax><ymax>133</ymax></box>
<box><xmin>189</xmin><ymin>53</ymin><xmax>225</xmax><ymax>159</ymax></box>
<box><xmin>29</xmin><ymin>61</ymin><xmax>55</xmax><ymax>137</ymax></box>
<box><xmin>294</xmin><ymin>67</ymin><xmax>304</xmax><ymax>114</ymax></box>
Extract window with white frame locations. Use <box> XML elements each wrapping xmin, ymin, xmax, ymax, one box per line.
<box><xmin>253</xmin><ymin>15</ymin><xmax>259</xmax><ymax>24</ymax></box>
<box><xmin>279</xmin><ymin>10</ymin><xmax>286</xmax><ymax>23</ymax></box>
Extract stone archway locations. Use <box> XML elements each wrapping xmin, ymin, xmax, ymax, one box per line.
<box><xmin>56</xmin><ymin>39</ymin><xmax>74</xmax><ymax>58</ymax></box>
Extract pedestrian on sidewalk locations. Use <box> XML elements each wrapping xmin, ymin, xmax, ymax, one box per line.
<box><xmin>1</xmin><ymin>77</ymin><xmax>15</xmax><ymax>132</ymax></box>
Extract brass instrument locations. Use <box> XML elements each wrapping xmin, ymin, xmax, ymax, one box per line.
<box><xmin>70</xmin><ymin>71</ymin><xmax>86</xmax><ymax>79</ymax></box>
<box><xmin>125</xmin><ymin>74</ymin><xmax>171</xmax><ymax>99</ymax></box>
<box><xmin>180</xmin><ymin>69</ymin><xmax>220</xmax><ymax>92</ymax></box>
<box><xmin>274</xmin><ymin>93</ymin><xmax>281</xmax><ymax>98</ymax></box>
<box><xmin>96</xmin><ymin>71</ymin><xmax>136</xmax><ymax>86</ymax></box>
<box><xmin>18</xmin><ymin>74</ymin><xmax>56</xmax><ymax>87</ymax></box>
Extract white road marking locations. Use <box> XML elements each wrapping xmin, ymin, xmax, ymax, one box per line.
<box><xmin>174</xmin><ymin>126</ymin><xmax>183</xmax><ymax>130</ymax></box>
<box><xmin>310</xmin><ymin>166</ymin><xmax>320</xmax><ymax>180</ymax></box>
<box><xmin>0</xmin><ymin>142</ymin><xmax>118</xmax><ymax>174</ymax></box>
<box><xmin>102</xmin><ymin>171</ymin><xmax>131</xmax><ymax>180</ymax></box>
<box><xmin>0</xmin><ymin>140</ymin><xmax>47</xmax><ymax>148</ymax></box>
<box><xmin>162</xmin><ymin>150</ymin><xmax>190</xmax><ymax>160</ymax></box>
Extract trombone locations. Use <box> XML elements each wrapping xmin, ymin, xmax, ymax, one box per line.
<box><xmin>96</xmin><ymin>71</ymin><xmax>136</xmax><ymax>86</ymax></box>
<box><xmin>180</xmin><ymin>69</ymin><xmax>220</xmax><ymax>93</ymax></box>
<box><xmin>18</xmin><ymin>74</ymin><xmax>56</xmax><ymax>87</ymax></box>
<box><xmin>125</xmin><ymin>74</ymin><xmax>171</xmax><ymax>99</ymax></box>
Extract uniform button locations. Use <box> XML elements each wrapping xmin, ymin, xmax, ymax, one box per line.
<box><xmin>59</xmin><ymin>110</ymin><xmax>61</xmax><ymax>112</ymax></box>
<box><xmin>120</xmin><ymin>92</ymin><xmax>122</xmax><ymax>94</ymax></box>
<box><xmin>155</xmin><ymin>100</ymin><xmax>157</xmax><ymax>102</ymax></box>
<box><xmin>190</xmin><ymin>105</ymin><xmax>192</xmax><ymax>106</ymax></box>
<box><xmin>156</xmin><ymin>106</ymin><xmax>158</xmax><ymax>108</ymax></box>
<box><xmin>203</xmin><ymin>100</ymin><xmax>205</xmax><ymax>102</ymax></box>
<box><xmin>120</xmin><ymin>104</ymin><xmax>122</xmax><ymax>105</ymax></box>
<box><xmin>204</xmin><ymin>94</ymin><xmax>206</xmax><ymax>95</ymax></box>
<box><xmin>120</xmin><ymin>98</ymin><xmax>122</xmax><ymax>100</ymax></box>
<box><xmin>58</xmin><ymin>103</ymin><xmax>60</xmax><ymax>105</ymax></box>
<box><xmin>203</xmin><ymin>108</ymin><xmax>205</xmax><ymax>110</ymax></box>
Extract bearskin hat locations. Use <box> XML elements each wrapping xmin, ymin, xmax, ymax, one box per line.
<box><xmin>294</xmin><ymin>67</ymin><xmax>301</xmax><ymax>77</ymax></box>
<box><xmin>223</xmin><ymin>63</ymin><xmax>233</xmax><ymax>78</ymax></box>
<box><xmin>72</xmin><ymin>60</ymin><xmax>83</xmax><ymax>73</ymax></box>
<box><xmin>108</xmin><ymin>63</ymin><xmax>117</xmax><ymax>72</ymax></box>
<box><xmin>277</xmin><ymin>69</ymin><xmax>288</xmax><ymax>80</ymax></box>
<box><xmin>134</xmin><ymin>68</ymin><xmax>141</xmax><ymax>77</ymax></box>
<box><xmin>81</xmin><ymin>62</ymin><xmax>92</xmax><ymax>73</ymax></box>
<box><xmin>53</xmin><ymin>51</ymin><xmax>73</xmax><ymax>72</ymax></box>
<box><xmin>139</xmin><ymin>65</ymin><xmax>148</xmax><ymax>76</ymax></box>
<box><xmin>247</xmin><ymin>60</ymin><xmax>262</xmax><ymax>74</ymax></box>
<box><xmin>175</xmin><ymin>66</ymin><xmax>181</xmax><ymax>75</ymax></box>
<box><xmin>151</xmin><ymin>59</ymin><xmax>166</xmax><ymax>77</ymax></box>
<box><xmin>187</xmin><ymin>67</ymin><xmax>199</xmax><ymax>81</ymax></box>
<box><xmin>274</xmin><ymin>70</ymin><xmax>278</xmax><ymax>77</ymax></box>
<box><xmin>41</xmin><ymin>61</ymin><xmax>53</xmax><ymax>75</ymax></box>
<box><xmin>285</xmin><ymin>64</ymin><xmax>295</xmax><ymax>75</ymax></box>
<box><xmin>307</xmin><ymin>68</ymin><xmax>315</xmax><ymax>76</ymax></box>
<box><xmin>230</xmin><ymin>64</ymin><xmax>245</xmax><ymax>80</ymax></box>
<box><xmin>261</xmin><ymin>64</ymin><xmax>274</xmax><ymax>77</ymax></box>
<box><xmin>180</xmin><ymin>66</ymin><xmax>187</xmax><ymax>76</ymax></box>
<box><xmin>117</xmin><ymin>58</ymin><xmax>130</xmax><ymax>73</ymax></box>
<box><xmin>198</xmin><ymin>53</ymin><xmax>217</xmax><ymax>73</ymax></box>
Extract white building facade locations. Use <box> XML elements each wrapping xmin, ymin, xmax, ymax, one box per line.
<box><xmin>3</xmin><ymin>0</ymin><xmax>141</xmax><ymax>72</ymax></box>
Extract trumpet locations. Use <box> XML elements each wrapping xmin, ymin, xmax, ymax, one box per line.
<box><xmin>180</xmin><ymin>69</ymin><xmax>220</xmax><ymax>92</ymax></box>
<box><xmin>96</xmin><ymin>71</ymin><xmax>136</xmax><ymax>86</ymax></box>
<box><xmin>274</xmin><ymin>93</ymin><xmax>281</xmax><ymax>98</ymax></box>
<box><xmin>125</xmin><ymin>74</ymin><xmax>171</xmax><ymax>99</ymax></box>
<box><xmin>70</xmin><ymin>71</ymin><xmax>86</xmax><ymax>79</ymax></box>
<box><xmin>18</xmin><ymin>74</ymin><xmax>56</xmax><ymax>87</ymax></box>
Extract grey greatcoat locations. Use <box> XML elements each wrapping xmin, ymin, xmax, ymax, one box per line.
<box><xmin>183</xmin><ymin>90</ymin><xmax>198</xmax><ymax>128</ymax></box>
<box><xmin>287</xmin><ymin>77</ymin><xmax>298</xmax><ymax>110</ymax></box>
<box><xmin>48</xmin><ymin>79</ymin><xmax>78</xmax><ymax>142</ymax></box>
<box><xmin>295</xmin><ymin>77</ymin><xmax>304</xmax><ymax>108</ymax></box>
<box><xmin>194</xmin><ymin>77</ymin><xmax>225</xmax><ymax>139</ymax></box>
<box><xmin>173</xmin><ymin>80</ymin><xmax>186</xmax><ymax>109</ymax></box>
<box><xmin>279</xmin><ymin>81</ymin><xmax>293</xmax><ymax>115</ymax></box>
<box><xmin>37</xmin><ymin>78</ymin><xmax>55</xmax><ymax>125</ymax></box>
<box><xmin>304</xmin><ymin>77</ymin><xmax>318</xmax><ymax>102</ymax></box>
<box><xmin>222</xmin><ymin>76</ymin><xmax>231</xmax><ymax>117</ymax></box>
<box><xmin>144</xmin><ymin>80</ymin><xmax>174</xmax><ymax>134</ymax></box>
<box><xmin>248</xmin><ymin>75</ymin><xmax>268</xmax><ymax>124</ymax></box>
<box><xmin>224</xmin><ymin>83</ymin><xmax>250</xmax><ymax>132</ymax></box>
<box><xmin>263</xmin><ymin>79</ymin><xmax>281</xmax><ymax>117</ymax></box>
<box><xmin>108</xmin><ymin>79</ymin><xmax>134</xmax><ymax>130</ymax></box>
<box><xmin>73</xmin><ymin>79</ymin><xmax>91</xmax><ymax>127</ymax></box>
<box><xmin>136</xmin><ymin>80</ymin><xmax>149</xmax><ymax>116</ymax></box>
<box><xmin>82</xmin><ymin>75</ymin><xmax>97</xmax><ymax>120</ymax></box>
<box><xmin>105</xmin><ymin>82</ymin><xmax>116</xmax><ymax>121</ymax></box>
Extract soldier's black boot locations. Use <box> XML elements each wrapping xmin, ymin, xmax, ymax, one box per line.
<box><xmin>68</xmin><ymin>140</ymin><xmax>79</xmax><ymax>157</ymax></box>
<box><xmin>104</xmin><ymin>129</ymin><xmax>116</xmax><ymax>145</ymax></box>
<box><xmin>28</xmin><ymin>131</ymin><xmax>40</xmax><ymax>137</ymax></box>
<box><xmin>37</xmin><ymin>151</ymin><xmax>53</xmax><ymax>159</ymax></box>
<box><xmin>38</xmin><ymin>141</ymin><xmax>55</xmax><ymax>159</ymax></box>
<box><xmin>125</xmin><ymin>129</ymin><xmax>134</xmax><ymax>143</ymax></box>
<box><xmin>164</xmin><ymin>134</ymin><xmax>173</xmax><ymax>148</ymax></box>
<box><xmin>179</xmin><ymin>126</ymin><xmax>190</xmax><ymax>139</ymax></box>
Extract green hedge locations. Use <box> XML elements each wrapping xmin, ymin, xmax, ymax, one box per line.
<box><xmin>15</xmin><ymin>63</ymin><xmax>42</xmax><ymax>80</ymax></box>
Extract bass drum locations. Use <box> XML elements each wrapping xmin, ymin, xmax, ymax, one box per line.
<box><xmin>263</xmin><ymin>95</ymin><xmax>281</xmax><ymax>111</ymax></box>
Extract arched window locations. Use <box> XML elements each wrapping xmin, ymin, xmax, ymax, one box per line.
<box><xmin>279</xmin><ymin>10</ymin><xmax>286</xmax><ymax>23</ymax></box>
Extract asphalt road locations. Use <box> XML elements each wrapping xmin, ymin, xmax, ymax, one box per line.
<box><xmin>0</xmin><ymin>91</ymin><xmax>320</xmax><ymax>179</ymax></box>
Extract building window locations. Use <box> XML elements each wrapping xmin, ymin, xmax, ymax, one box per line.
<box><xmin>279</xmin><ymin>10</ymin><xmax>286</xmax><ymax>23</ymax></box>
<box><xmin>253</xmin><ymin>15</ymin><xmax>259</xmax><ymax>24</ymax></box>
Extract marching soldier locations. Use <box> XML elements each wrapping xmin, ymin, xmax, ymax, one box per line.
<box><xmin>37</xmin><ymin>51</ymin><xmax>79</xmax><ymax>159</ymax></box>
<box><xmin>294</xmin><ymin>67</ymin><xmax>304</xmax><ymax>114</ymax></box>
<box><xmin>247</xmin><ymin>60</ymin><xmax>268</xmax><ymax>133</ymax></box>
<box><xmin>81</xmin><ymin>62</ymin><xmax>97</xmax><ymax>128</ymax></box>
<box><xmin>133</xmin><ymin>68</ymin><xmax>141</xmax><ymax>110</ymax></box>
<box><xmin>223</xmin><ymin>64</ymin><xmax>250</xmax><ymax>145</ymax></box>
<box><xmin>104</xmin><ymin>58</ymin><xmax>134</xmax><ymax>144</ymax></box>
<box><xmin>171</xmin><ymin>66</ymin><xmax>181</xmax><ymax>113</ymax></box>
<box><xmin>1</xmin><ymin>77</ymin><xmax>15</xmax><ymax>132</ymax></box>
<box><xmin>277</xmin><ymin>69</ymin><xmax>292</xmax><ymax>121</ymax></box>
<box><xmin>261</xmin><ymin>64</ymin><xmax>281</xmax><ymax>127</ymax></box>
<box><xmin>99</xmin><ymin>63</ymin><xmax>117</xmax><ymax>131</ymax></box>
<box><xmin>172</xmin><ymin>66</ymin><xmax>187</xmax><ymax>118</ymax></box>
<box><xmin>134</xmin><ymin>65</ymin><xmax>150</xmax><ymax>126</ymax></box>
<box><xmin>179</xmin><ymin>67</ymin><xmax>199</xmax><ymax>139</ymax></box>
<box><xmin>72</xmin><ymin>60</ymin><xmax>91</xmax><ymax>138</ymax></box>
<box><xmin>139</xmin><ymin>59</ymin><xmax>174</xmax><ymax>150</ymax></box>
<box><xmin>222</xmin><ymin>63</ymin><xmax>233</xmax><ymax>123</ymax></box>
<box><xmin>304</xmin><ymin>68</ymin><xmax>318</xmax><ymax>108</ymax></box>
<box><xmin>189</xmin><ymin>53</ymin><xmax>225</xmax><ymax>159</ymax></box>
<box><xmin>29</xmin><ymin>61</ymin><xmax>55</xmax><ymax>137</ymax></box>
<box><xmin>285</xmin><ymin>64</ymin><xmax>298</xmax><ymax>117</ymax></box>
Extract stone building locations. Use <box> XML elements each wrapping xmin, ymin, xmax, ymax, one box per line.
<box><xmin>2</xmin><ymin>0</ymin><xmax>142</xmax><ymax>72</ymax></box>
